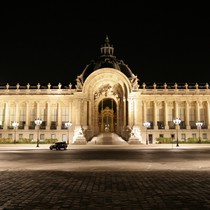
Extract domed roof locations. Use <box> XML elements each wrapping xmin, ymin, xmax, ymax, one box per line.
<box><xmin>75</xmin><ymin>36</ymin><xmax>139</xmax><ymax>90</ymax></box>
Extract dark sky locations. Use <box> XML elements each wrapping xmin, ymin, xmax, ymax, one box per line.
<box><xmin>0</xmin><ymin>2</ymin><xmax>209</xmax><ymax>87</ymax></box>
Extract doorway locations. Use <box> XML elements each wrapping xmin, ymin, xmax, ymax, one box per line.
<box><xmin>98</xmin><ymin>98</ymin><xmax>117</xmax><ymax>132</ymax></box>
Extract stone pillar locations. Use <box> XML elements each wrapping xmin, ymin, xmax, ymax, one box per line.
<box><xmin>36</xmin><ymin>102</ymin><xmax>40</xmax><ymax>118</ymax></box>
<box><xmin>25</xmin><ymin>102</ymin><xmax>29</xmax><ymax>129</ymax></box>
<box><xmin>80</xmin><ymin>99</ymin><xmax>84</xmax><ymax>126</ymax></box>
<box><xmin>3</xmin><ymin>102</ymin><xmax>9</xmax><ymax>129</ymax></box>
<box><xmin>185</xmin><ymin>101</ymin><xmax>190</xmax><ymax>129</ymax></box>
<box><xmin>153</xmin><ymin>101</ymin><xmax>158</xmax><ymax>129</ymax></box>
<box><xmin>143</xmin><ymin>101</ymin><xmax>147</xmax><ymax>123</ymax></box>
<box><xmin>83</xmin><ymin>100</ymin><xmax>87</xmax><ymax>126</ymax></box>
<box><xmin>57</xmin><ymin>102</ymin><xmax>61</xmax><ymax>129</ymax></box>
<box><xmin>174</xmin><ymin>101</ymin><xmax>179</xmax><ymax>118</ymax></box>
<box><xmin>206</xmin><ymin>101</ymin><xmax>210</xmax><ymax>129</ymax></box>
<box><xmin>195</xmin><ymin>101</ymin><xmax>200</xmax><ymax>122</ymax></box>
<box><xmin>75</xmin><ymin>99</ymin><xmax>81</xmax><ymax>125</ymax></box>
<box><xmin>164</xmin><ymin>101</ymin><xmax>169</xmax><ymax>129</ymax></box>
<box><xmin>127</xmin><ymin>99</ymin><xmax>132</xmax><ymax>126</ymax></box>
<box><xmin>68</xmin><ymin>101</ymin><xmax>72</xmax><ymax>123</ymax></box>
<box><xmin>123</xmin><ymin>97</ymin><xmax>126</xmax><ymax>127</ymax></box>
<box><xmin>88</xmin><ymin>100</ymin><xmax>92</xmax><ymax>126</ymax></box>
<box><xmin>133</xmin><ymin>99</ymin><xmax>136</xmax><ymax>125</ymax></box>
<box><xmin>46</xmin><ymin>102</ymin><xmax>51</xmax><ymax>129</ymax></box>
<box><xmin>15</xmin><ymin>102</ymin><xmax>19</xmax><ymax>122</ymax></box>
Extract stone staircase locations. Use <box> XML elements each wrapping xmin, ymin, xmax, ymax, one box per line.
<box><xmin>88</xmin><ymin>132</ymin><xmax>128</xmax><ymax>145</ymax></box>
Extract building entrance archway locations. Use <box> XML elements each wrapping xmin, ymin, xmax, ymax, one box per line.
<box><xmin>98</xmin><ymin>98</ymin><xmax>117</xmax><ymax>132</ymax></box>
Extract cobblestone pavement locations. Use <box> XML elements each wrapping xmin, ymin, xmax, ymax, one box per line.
<box><xmin>1</xmin><ymin>144</ymin><xmax>210</xmax><ymax>209</ymax></box>
<box><xmin>1</xmin><ymin>170</ymin><xmax>210</xmax><ymax>210</ymax></box>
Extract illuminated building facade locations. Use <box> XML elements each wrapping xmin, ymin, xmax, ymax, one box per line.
<box><xmin>0</xmin><ymin>36</ymin><xmax>209</xmax><ymax>144</ymax></box>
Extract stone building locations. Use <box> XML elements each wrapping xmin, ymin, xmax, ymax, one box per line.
<box><xmin>0</xmin><ymin>36</ymin><xmax>209</xmax><ymax>145</ymax></box>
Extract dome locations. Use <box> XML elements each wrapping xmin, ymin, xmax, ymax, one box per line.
<box><xmin>75</xmin><ymin>36</ymin><xmax>138</xmax><ymax>89</ymax></box>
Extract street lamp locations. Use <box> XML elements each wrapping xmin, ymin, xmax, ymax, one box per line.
<box><xmin>12</xmin><ymin>121</ymin><xmax>19</xmax><ymax>144</ymax></box>
<box><xmin>35</xmin><ymin>118</ymin><xmax>42</xmax><ymax>147</ymax></box>
<box><xmin>143</xmin><ymin>121</ymin><xmax>150</xmax><ymax>144</ymax></box>
<box><xmin>196</xmin><ymin>121</ymin><xmax>203</xmax><ymax>143</ymax></box>
<box><xmin>173</xmin><ymin>117</ymin><xmax>181</xmax><ymax>147</ymax></box>
<box><xmin>65</xmin><ymin>121</ymin><xmax>72</xmax><ymax>144</ymax></box>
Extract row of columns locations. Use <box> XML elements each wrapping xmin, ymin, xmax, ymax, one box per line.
<box><xmin>128</xmin><ymin>99</ymin><xmax>210</xmax><ymax>129</ymax></box>
<box><xmin>1</xmin><ymin>99</ymin><xmax>88</xmax><ymax>130</ymax></box>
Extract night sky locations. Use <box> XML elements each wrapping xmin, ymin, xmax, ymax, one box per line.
<box><xmin>0</xmin><ymin>2</ymin><xmax>209</xmax><ymax>87</ymax></box>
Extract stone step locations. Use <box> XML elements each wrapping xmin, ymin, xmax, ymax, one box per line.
<box><xmin>88</xmin><ymin>132</ymin><xmax>128</xmax><ymax>145</ymax></box>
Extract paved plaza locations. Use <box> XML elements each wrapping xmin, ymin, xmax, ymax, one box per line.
<box><xmin>0</xmin><ymin>144</ymin><xmax>210</xmax><ymax>209</ymax></box>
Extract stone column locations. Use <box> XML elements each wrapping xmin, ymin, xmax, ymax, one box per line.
<box><xmin>143</xmin><ymin>101</ymin><xmax>147</xmax><ymax>123</ymax></box>
<box><xmin>185</xmin><ymin>101</ymin><xmax>190</xmax><ymax>129</ymax></box>
<box><xmin>15</xmin><ymin>102</ymin><xmax>19</xmax><ymax>122</ymax></box>
<box><xmin>164</xmin><ymin>101</ymin><xmax>169</xmax><ymax>130</ymax></box>
<box><xmin>25</xmin><ymin>102</ymin><xmax>29</xmax><ymax>129</ymax></box>
<box><xmin>36</xmin><ymin>102</ymin><xmax>40</xmax><ymax>119</ymax></box>
<box><xmin>128</xmin><ymin>99</ymin><xmax>132</xmax><ymax>126</ymax></box>
<box><xmin>46</xmin><ymin>102</ymin><xmax>51</xmax><ymax>130</ymax></box>
<box><xmin>88</xmin><ymin>100</ymin><xmax>92</xmax><ymax>126</ymax></box>
<box><xmin>174</xmin><ymin>101</ymin><xmax>179</xmax><ymax>118</ymax></box>
<box><xmin>133</xmin><ymin>99</ymin><xmax>136</xmax><ymax>125</ymax></box>
<box><xmin>206</xmin><ymin>101</ymin><xmax>210</xmax><ymax>129</ymax></box>
<box><xmin>57</xmin><ymin>102</ymin><xmax>61</xmax><ymax>129</ymax></box>
<box><xmin>83</xmin><ymin>100</ymin><xmax>87</xmax><ymax>126</ymax></box>
<box><xmin>136</xmin><ymin>98</ymin><xmax>142</xmax><ymax>127</ymax></box>
<box><xmin>123</xmin><ymin>97</ymin><xmax>126</xmax><ymax>127</ymax></box>
<box><xmin>80</xmin><ymin>99</ymin><xmax>84</xmax><ymax>126</ymax></box>
<box><xmin>153</xmin><ymin>101</ymin><xmax>158</xmax><ymax>129</ymax></box>
<box><xmin>3</xmin><ymin>102</ymin><xmax>9</xmax><ymax>129</ymax></box>
<box><xmin>68</xmin><ymin>101</ymin><xmax>72</xmax><ymax>123</ymax></box>
<box><xmin>195</xmin><ymin>101</ymin><xmax>200</xmax><ymax>122</ymax></box>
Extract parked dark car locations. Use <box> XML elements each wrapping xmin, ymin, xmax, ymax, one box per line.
<box><xmin>49</xmin><ymin>141</ymin><xmax>68</xmax><ymax>150</ymax></box>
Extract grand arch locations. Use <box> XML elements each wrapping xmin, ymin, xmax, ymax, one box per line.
<box><xmin>82</xmin><ymin>68</ymin><xmax>132</xmax><ymax>138</ymax></box>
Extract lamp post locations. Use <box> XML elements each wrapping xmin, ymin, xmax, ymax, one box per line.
<box><xmin>173</xmin><ymin>118</ymin><xmax>181</xmax><ymax>147</ymax></box>
<box><xmin>143</xmin><ymin>121</ymin><xmax>151</xmax><ymax>144</ymax></box>
<box><xmin>12</xmin><ymin>121</ymin><xmax>19</xmax><ymax>144</ymax></box>
<box><xmin>65</xmin><ymin>121</ymin><xmax>72</xmax><ymax>144</ymax></box>
<box><xmin>35</xmin><ymin>118</ymin><xmax>42</xmax><ymax>147</ymax></box>
<box><xmin>196</xmin><ymin>121</ymin><xmax>203</xmax><ymax>143</ymax></box>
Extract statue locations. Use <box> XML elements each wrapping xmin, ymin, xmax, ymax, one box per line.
<box><xmin>75</xmin><ymin>75</ymin><xmax>83</xmax><ymax>89</ymax></box>
<box><xmin>130</xmin><ymin>74</ymin><xmax>139</xmax><ymax>90</ymax></box>
<box><xmin>58</xmin><ymin>83</ymin><xmax>62</xmax><ymax>89</ymax></box>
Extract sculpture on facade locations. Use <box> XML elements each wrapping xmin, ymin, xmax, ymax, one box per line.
<box><xmin>130</xmin><ymin>74</ymin><xmax>139</xmax><ymax>90</ymax></box>
<box><xmin>75</xmin><ymin>74</ymin><xmax>83</xmax><ymax>90</ymax></box>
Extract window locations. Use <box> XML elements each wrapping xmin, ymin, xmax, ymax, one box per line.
<box><xmin>157</xmin><ymin>121</ymin><xmax>164</xmax><ymax>129</ymax></box>
<box><xmin>181</xmin><ymin>133</ymin><xmax>186</xmax><ymax>140</ymax></box>
<box><xmin>168</xmin><ymin>108</ymin><xmax>174</xmax><ymax>121</ymax></box>
<box><xmin>189</xmin><ymin>108</ymin><xmax>195</xmax><ymax>121</ymax></box>
<box><xmin>179</xmin><ymin>108</ymin><xmax>185</xmax><ymax>121</ymax></box>
<box><xmin>62</xmin><ymin>107</ymin><xmax>69</xmax><ymax>122</ymax></box>
<box><xmin>40</xmin><ymin>134</ymin><xmax>45</xmax><ymax>140</ymax></box>
<box><xmin>147</xmin><ymin>108</ymin><xmax>153</xmax><ymax>122</ymax></box>
<box><xmin>19</xmin><ymin>108</ymin><xmax>26</xmax><ymax>122</ymax></box>
<box><xmin>192</xmin><ymin>133</ymin><xmax>196</xmax><ymax>139</ymax></box>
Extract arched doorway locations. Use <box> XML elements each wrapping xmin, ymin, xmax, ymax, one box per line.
<box><xmin>98</xmin><ymin>98</ymin><xmax>117</xmax><ymax>132</ymax></box>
